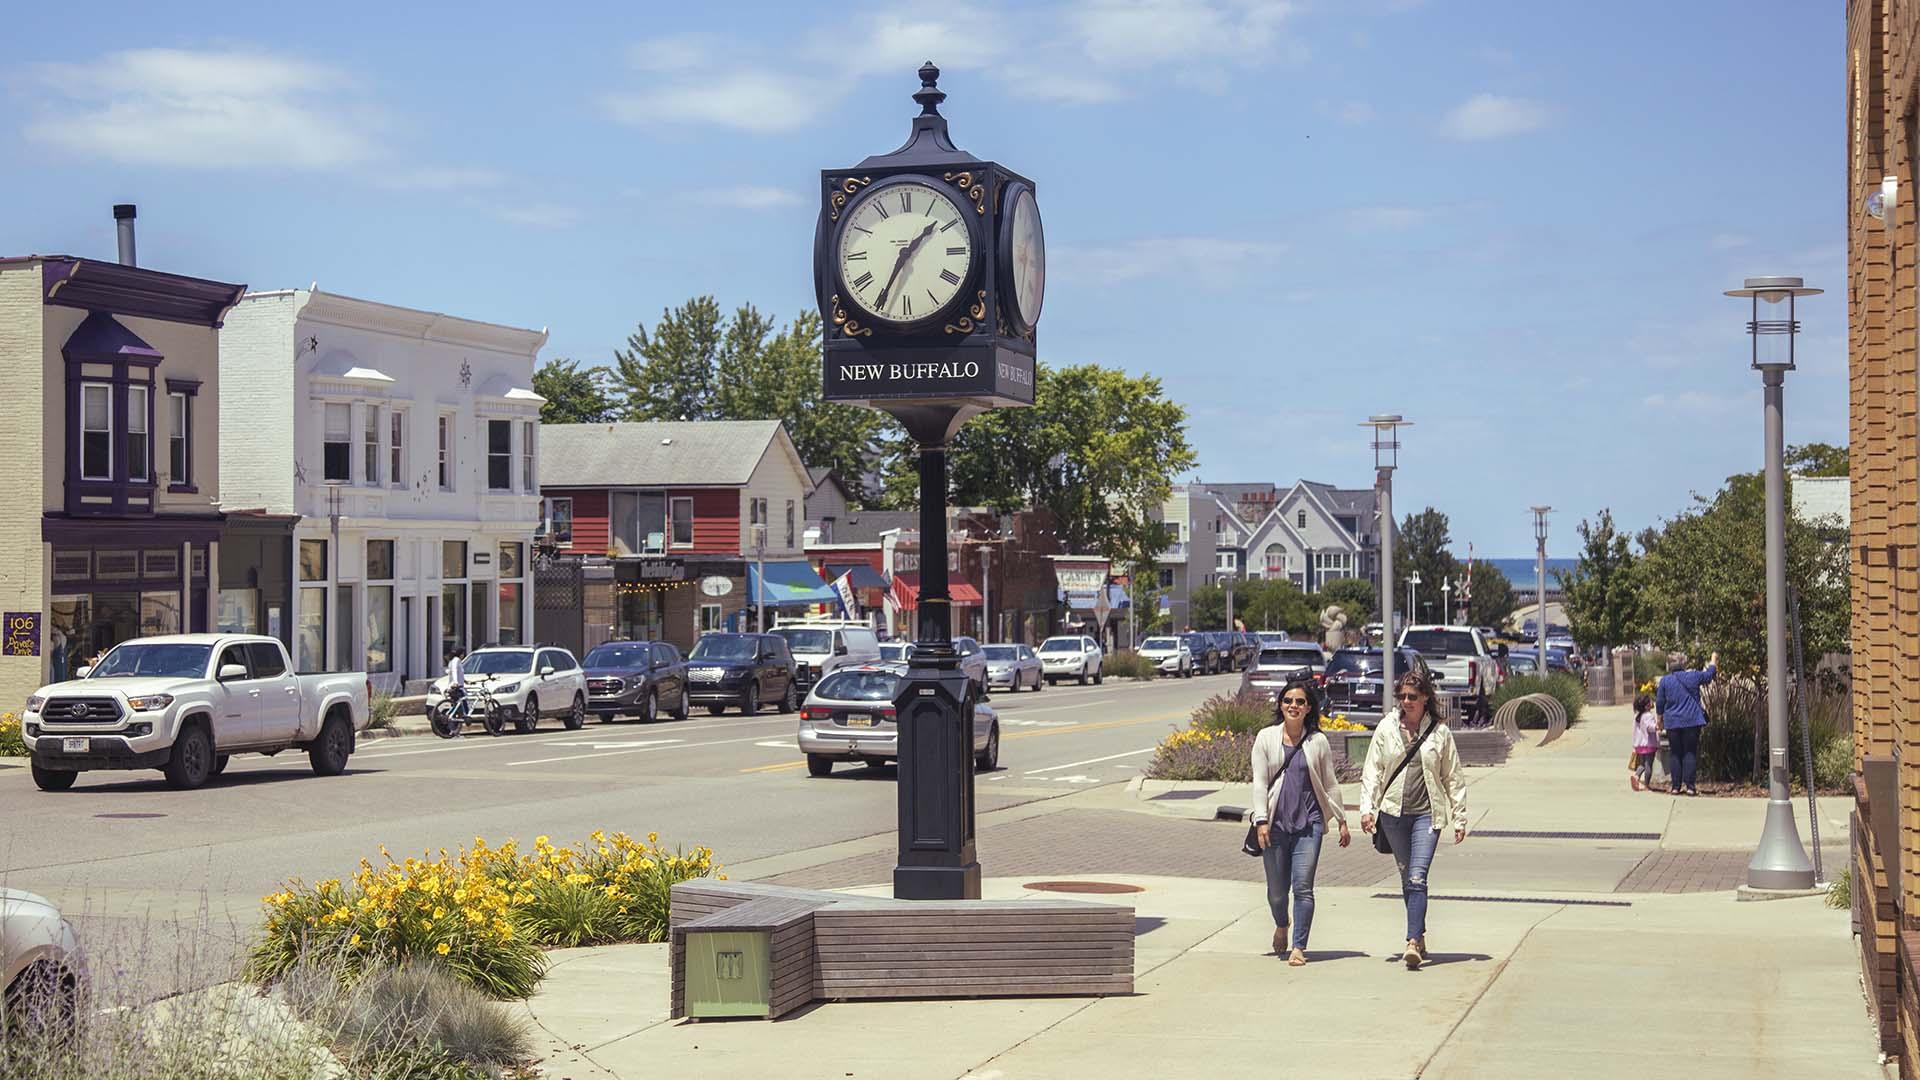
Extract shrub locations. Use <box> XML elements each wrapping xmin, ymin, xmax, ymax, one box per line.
<box><xmin>0</xmin><ymin>712</ymin><xmax>24</xmax><ymax>756</ymax></box>
<box><xmin>1827</xmin><ymin>867</ymin><xmax>1852</xmax><ymax>911</ymax></box>
<box><xmin>1814</xmin><ymin>735</ymin><xmax>1853</xmax><ymax>791</ymax></box>
<box><xmin>1145</xmin><ymin>726</ymin><xmax>1253</xmax><ymax>783</ymax></box>
<box><xmin>1103</xmin><ymin>650</ymin><xmax>1158</xmax><ymax>680</ymax></box>
<box><xmin>248</xmin><ymin>830</ymin><xmax>719</xmax><ymax>1000</ymax></box>
<box><xmin>1192</xmin><ymin>691</ymin><xmax>1274</xmax><ymax>736</ymax></box>
<box><xmin>368</xmin><ymin>694</ymin><xmax>402</xmax><ymax>736</ymax></box>
<box><xmin>282</xmin><ymin>958</ymin><xmax>531</xmax><ymax>1077</ymax></box>
<box><xmin>1490</xmin><ymin>673</ymin><xmax>1585</xmax><ymax>729</ymax></box>
<box><xmin>1695</xmin><ymin>678</ymin><xmax>1853</xmax><ymax>786</ymax></box>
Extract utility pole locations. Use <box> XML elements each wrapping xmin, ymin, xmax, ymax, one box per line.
<box><xmin>981</xmin><ymin>543</ymin><xmax>992</xmax><ymax>641</ymax></box>
<box><xmin>1530</xmin><ymin>507</ymin><xmax>1551</xmax><ymax>674</ymax></box>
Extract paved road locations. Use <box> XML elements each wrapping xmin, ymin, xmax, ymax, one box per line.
<box><xmin>0</xmin><ymin>671</ymin><xmax>1228</xmax><ymax>991</ymax></box>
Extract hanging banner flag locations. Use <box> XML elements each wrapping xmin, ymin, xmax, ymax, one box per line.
<box><xmin>831</xmin><ymin>571</ymin><xmax>860</xmax><ymax>618</ymax></box>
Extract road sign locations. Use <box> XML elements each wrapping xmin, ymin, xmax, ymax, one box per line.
<box><xmin>1092</xmin><ymin>591</ymin><xmax>1111</xmax><ymax>626</ymax></box>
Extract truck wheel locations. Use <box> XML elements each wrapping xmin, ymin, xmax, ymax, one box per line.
<box><xmin>807</xmin><ymin>754</ymin><xmax>833</xmax><ymax>777</ymax></box>
<box><xmin>308</xmin><ymin>714</ymin><xmax>351</xmax><ymax>777</ymax></box>
<box><xmin>974</xmin><ymin>723</ymin><xmax>1000</xmax><ymax>772</ymax></box>
<box><xmin>212</xmin><ymin>754</ymin><xmax>230</xmax><ymax>777</ymax></box>
<box><xmin>565</xmin><ymin>694</ymin><xmax>586</xmax><ymax>730</ymax></box>
<box><xmin>30</xmin><ymin>764</ymin><xmax>76</xmax><ymax>792</ymax></box>
<box><xmin>164</xmin><ymin>724</ymin><xmax>215</xmax><ymax>790</ymax></box>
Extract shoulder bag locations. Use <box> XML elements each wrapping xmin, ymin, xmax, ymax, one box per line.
<box><xmin>1242</xmin><ymin>737</ymin><xmax>1306</xmax><ymax>856</ymax></box>
<box><xmin>1371</xmin><ymin>719</ymin><xmax>1437</xmax><ymax>854</ymax></box>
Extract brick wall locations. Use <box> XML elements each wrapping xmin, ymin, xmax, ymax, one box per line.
<box><xmin>0</xmin><ymin>266</ymin><xmax>47</xmax><ymax>708</ymax></box>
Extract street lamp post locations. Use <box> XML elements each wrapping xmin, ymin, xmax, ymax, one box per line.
<box><xmin>1222</xmin><ymin>572</ymin><xmax>1236</xmax><ymax>631</ymax></box>
<box><xmin>1408</xmin><ymin>571</ymin><xmax>1421</xmax><ymax>626</ymax></box>
<box><xmin>1530</xmin><ymin>507</ymin><xmax>1551</xmax><ymax>675</ymax></box>
<box><xmin>1361</xmin><ymin>415</ymin><xmax>1411</xmax><ymax>693</ymax></box>
<box><xmin>1727</xmin><ymin>275</ymin><xmax>1821</xmax><ymax>892</ymax></box>
<box><xmin>1441</xmin><ymin>578</ymin><xmax>1453</xmax><ymax>625</ymax></box>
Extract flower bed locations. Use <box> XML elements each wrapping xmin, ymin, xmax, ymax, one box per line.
<box><xmin>0</xmin><ymin>712</ymin><xmax>24</xmax><ymax>756</ymax></box>
<box><xmin>247</xmin><ymin>830</ymin><xmax>719</xmax><ymax>1000</ymax></box>
<box><xmin>1146</xmin><ymin>698</ymin><xmax>1367</xmax><ymax>783</ymax></box>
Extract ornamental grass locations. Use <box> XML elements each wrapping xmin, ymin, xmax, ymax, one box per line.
<box><xmin>247</xmin><ymin>831</ymin><xmax>720</xmax><ymax>1000</ymax></box>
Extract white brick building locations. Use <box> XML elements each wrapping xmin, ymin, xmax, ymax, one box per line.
<box><xmin>221</xmin><ymin>288</ymin><xmax>546</xmax><ymax>690</ymax></box>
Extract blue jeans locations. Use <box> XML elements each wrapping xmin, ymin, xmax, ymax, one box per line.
<box><xmin>1262</xmin><ymin>823</ymin><xmax>1323</xmax><ymax>950</ymax></box>
<box><xmin>1666</xmin><ymin>725</ymin><xmax>1701</xmax><ymax>791</ymax></box>
<box><xmin>1378</xmin><ymin>812</ymin><xmax>1436</xmax><ymax>939</ymax></box>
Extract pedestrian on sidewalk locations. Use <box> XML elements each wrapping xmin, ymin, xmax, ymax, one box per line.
<box><xmin>1630</xmin><ymin>691</ymin><xmax>1660</xmax><ymax>792</ymax></box>
<box><xmin>1250</xmin><ymin>673</ymin><xmax>1351</xmax><ymax>967</ymax></box>
<box><xmin>1656</xmin><ymin>652</ymin><xmax>1717</xmax><ymax>797</ymax></box>
<box><xmin>1359</xmin><ymin>669</ymin><xmax>1469</xmax><ymax>971</ymax></box>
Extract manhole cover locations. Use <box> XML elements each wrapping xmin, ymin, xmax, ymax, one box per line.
<box><xmin>1022</xmin><ymin>881</ymin><xmax>1145</xmax><ymax>894</ymax></box>
<box><xmin>94</xmin><ymin>812</ymin><xmax>166</xmax><ymax>820</ymax></box>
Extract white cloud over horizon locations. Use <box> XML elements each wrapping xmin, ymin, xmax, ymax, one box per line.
<box><xmin>1440</xmin><ymin>93</ymin><xmax>1552</xmax><ymax>140</ymax></box>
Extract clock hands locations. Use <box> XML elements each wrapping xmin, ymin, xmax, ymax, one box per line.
<box><xmin>873</xmin><ymin>220</ymin><xmax>939</xmax><ymax>312</ymax></box>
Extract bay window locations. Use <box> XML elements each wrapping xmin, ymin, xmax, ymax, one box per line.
<box><xmin>437</xmin><ymin>414</ymin><xmax>453</xmax><ymax>490</ymax></box>
<box><xmin>364</xmin><ymin>405</ymin><xmax>381</xmax><ymax>486</ymax></box>
<box><xmin>390</xmin><ymin>409</ymin><xmax>406</xmax><ymax>488</ymax></box>
<box><xmin>521</xmin><ymin>421</ymin><xmax>535</xmax><ymax>493</ymax></box>
<box><xmin>487</xmin><ymin>419</ymin><xmax>511</xmax><ymax>491</ymax></box>
<box><xmin>125</xmin><ymin>385</ymin><xmax>150</xmax><ymax>482</ymax></box>
<box><xmin>81</xmin><ymin>384</ymin><xmax>112</xmax><ymax>480</ymax></box>
<box><xmin>323</xmin><ymin>403</ymin><xmax>351</xmax><ymax>482</ymax></box>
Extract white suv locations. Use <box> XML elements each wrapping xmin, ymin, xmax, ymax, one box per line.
<box><xmin>770</xmin><ymin>620</ymin><xmax>882</xmax><ymax>694</ymax></box>
<box><xmin>427</xmin><ymin>645</ymin><xmax>588</xmax><ymax>733</ymax></box>
<box><xmin>1038</xmin><ymin>635</ymin><xmax>1104</xmax><ymax>686</ymax></box>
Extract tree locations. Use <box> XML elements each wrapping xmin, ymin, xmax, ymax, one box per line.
<box><xmin>1635</xmin><ymin>472</ymin><xmax>1849</xmax><ymax>675</ymax></box>
<box><xmin>614</xmin><ymin>296</ymin><xmax>724</xmax><ymax>420</ymax></box>
<box><xmin>1394</xmin><ymin>507</ymin><xmax>1461</xmax><ymax>622</ymax></box>
<box><xmin>1461</xmin><ymin>561</ymin><xmax>1515</xmax><ymax>629</ymax></box>
<box><xmin>1316</xmin><ymin>577</ymin><xmax>1377</xmax><ymax>624</ymax></box>
<box><xmin>1786</xmin><ymin>442</ymin><xmax>1849</xmax><ymax>478</ymax></box>
<box><xmin>531</xmin><ymin>358</ymin><xmax>618</xmax><ymax>425</ymax></box>
<box><xmin>1238</xmin><ymin>578</ymin><xmax>1318</xmax><ymax>635</ymax></box>
<box><xmin>1557</xmin><ymin>509</ymin><xmax>1640</xmax><ymax>649</ymax></box>
<box><xmin>1188</xmin><ymin>584</ymin><xmax>1227</xmax><ymax>631</ymax></box>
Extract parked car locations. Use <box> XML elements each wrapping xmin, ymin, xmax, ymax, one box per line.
<box><xmin>879</xmin><ymin>641</ymin><xmax>914</xmax><ymax>664</ymax></box>
<box><xmin>770</xmin><ymin>620</ymin><xmax>882</xmax><ymax>693</ymax></box>
<box><xmin>23</xmin><ymin>634</ymin><xmax>370</xmax><ymax>792</ymax></box>
<box><xmin>1038</xmin><ymin>635</ymin><xmax>1104</xmax><ymax>685</ymax></box>
<box><xmin>1256</xmin><ymin>631</ymin><xmax>1292</xmax><ymax>648</ymax></box>
<box><xmin>1321</xmin><ymin>646</ymin><xmax>1424</xmax><ymax>720</ymax></box>
<box><xmin>1240</xmin><ymin>642</ymin><xmax>1329</xmax><ymax>699</ymax></box>
<box><xmin>1397</xmin><ymin>624</ymin><xmax>1499</xmax><ymax>722</ymax></box>
<box><xmin>983</xmin><ymin>643</ymin><xmax>1044</xmax><ymax>691</ymax></box>
<box><xmin>797</xmin><ymin>663</ymin><xmax>1000</xmax><ymax>776</ymax></box>
<box><xmin>2</xmin><ymin>888</ymin><xmax>85</xmax><ymax>1036</ymax></box>
<box><xmin>685</xmin><ymin>633</ymin><xmax>797</xmax><ymax>715</ymax></box>
<box><xmin>1215</xmin><ymin>631</ymin><xmax>1256</xmax><ymax>672</ymax></box>
<box><xmin>1506</xmin><ymin>646</ymin><xmax>1574</xmax><ymax>675</ymax></box>
<box><xmin>427</xmin><ymin>644</ymin><xmax>588</xmax><ymax>734</ymax></box>
<box><xmin>953</xmin><ymin>636</ymin><xmax>990</xmax><ymax>693</ymax></box>
<box><xmin>1136</xmin><ymin>635</ymin><xmax>1195</xmax><ymax>678</ymax></box>
<box><xmin>582</xmin><ymin>640</ymin><xmax>689</xmax><ymax>723</ymax></box>
<box><xmin>1181</xmin><ymin>632</ymin><xmax>1223</xmax><ymax>675</ymax></box>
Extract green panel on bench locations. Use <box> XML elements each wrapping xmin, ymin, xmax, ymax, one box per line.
<box><xmin>685</xmin><ymin>930</ymin><xmax>771</xmax><ymax>1018</ymax></box>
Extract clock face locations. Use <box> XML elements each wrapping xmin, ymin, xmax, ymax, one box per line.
<box><xmin>1008</xmin><ymin>187</ymin><xmax>1045</xmax><ymax>328</ymax></box>
<box><xmin>838</xmin><ymin>180</ymin><xmax>974</xmax><ymax>325</ymax></box>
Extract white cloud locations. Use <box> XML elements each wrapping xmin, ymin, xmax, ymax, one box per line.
<box><xmin>23</xmin><ymin>47</ymin><xmax>380</xmax><ymax>168</ymax></box>
<box><xmin>1069</xmin><ymin>0</ymin><xmax>1298</xmax><ymax>67</ymax></box>
<box><xmin>1440</xmin><ymin>93</ymin><xmax>1551</xmax><ymax>140</ymax></box>
<box><xmin>375</xmin><ymin>167</ymin><xmax>506</xmax><ymax>191</ymax></box>
<box><xmin>1333</xmin><ymin>100</ymin><xmax>1375</xmax><ymax>125</ymax></box>
<box><xmin>1054</xmin><ymin>235</ymin><xmax>1287</xmax><ymax>284</ymax></box>
<box><xmin>1345</xmin><ymin>205</ymin><xmax>1430</xmax><ymax>232</ymax></box>
<box><xmin>493</xmin><ymin>203</ymin><xmax>582</xmax><ymax>229</ymax></box>
<box><xmin>1711</xmin><ymin>232</ymin><xmax>1752</xmax><ymax>251</ymax></box>
<box><xmin>602</xmin><ymin>71</ymin><xmax>834</xmax><ymax>135</ymax></box>
<box><xmin>626</xmin><ymin>33</ymin><xmax>722</xmax><ymax>73</ymax></box>
<box><xmin>998</xmin><ymin>65</ymin><xmax>1126</xmax><ymax>105</ymax></box>
<box><xmin>687</xmin><ymin>185</ymin><xmax>803</xmax><ymax>210</ymax></box>
<box><xmin>1642</xmin><ymin>390</ymin><xmax>1741</xmax><ymax>416</ymax></box>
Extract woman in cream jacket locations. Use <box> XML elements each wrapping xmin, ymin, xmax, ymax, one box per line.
<box><xmin>1250</xmin><ymin>674</ymin><xmax>1350</xmax><ymax>966</ymax></box>
<box><xmin>1359</xmin><ymin>668</ymin><xmax>1469</xmax><ymax>971</ymax></box>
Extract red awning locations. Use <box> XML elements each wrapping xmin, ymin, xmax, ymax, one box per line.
<box><xmin>950</xmin><ymin>583</ymin><xmax>983</xmax><ymax>605</ymax></box>
<box><xmin>890</xmin><ymin>575</ymin><xmax>981</xmax><ymax>608</ymax></box>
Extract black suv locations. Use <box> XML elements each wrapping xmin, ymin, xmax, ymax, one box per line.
<box><xmin>1182</xmin><ymin>632</ymin><xmax>1222</xmax><ymax>674</ymax></box>
<box><xmin>685</xmin><ymin>633</ymin><xmax>798</xmax><ymax>715</ymax></box>
<box><xmin>583</xmin><ymin>640</ymin><xmax>690</xmax><ymax>724</ymax></box>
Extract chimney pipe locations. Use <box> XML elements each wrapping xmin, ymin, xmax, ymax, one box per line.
<box><xmin>113</xmin><ymin>204</ymin><xmax>137</xmax><ymax>267</ymax></box>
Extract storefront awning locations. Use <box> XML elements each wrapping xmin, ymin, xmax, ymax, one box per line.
<box><xmin>824</xmin><ymin>563</ymin><xmax>887</xmax><ymax>590</ymax></box>
<box><xmin>892</xmin><ymin>574</ymin><xmax>983</xmax><ymax>608</ymax></box>
<box><xmin>1065</xmin><ymin>584</ymin><xmax>1131</xmax><ymax>612</ymax></box>
<box><xmin>746</xmin><ymin>560</ymin><xmax>838</xmax><ymax>606</ymax></box>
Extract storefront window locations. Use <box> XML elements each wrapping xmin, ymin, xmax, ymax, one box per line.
<box><xmin>470</xmin><ymin>582</ymin><xmax>490</xmax><ymax>647</ymax></box>
<box><xmin>699</xmin><ymin>603</ymin><xmax>724</xmax><ymax>633</ymax></box>
<box><xmin>367</xmin><ymin>585</ymin><xmax>393</xmax><ymax>673</ymax></box>
<box><xmin>335</xmin><ymin>585</ymin><xmax>354</xmax><ymax>672</ymax></box>
<box><xmin>498</xmin><ymin>542</ymin><xmax>522</xmax><ymax>579</ymax></box>
<box><xmin>367</xmin><ymin>539</ymin><xmax>395</xmax><ymax>581</ymax></box>
<box><xmin>618</xmin><ymin>588</ymin><xmax>664</xmax><ymax>642</ymax></box>
<box><xmin>140</xmin><ymin>591</ymin><xmax>179</xmax><ymax>636</ymax></box>
<box><xmin>299</xmin><ymin>539</ymin><xmax>328</xmax><ymax>582</ymax></box>
<box><xmin>297</xmin><ymin>587</ymin><xmax>327</xmax><ymax>673</ymax></box>
<box><xmin>218</xmin><ymin>588</ymin><xmax>259</xmax><ymax>633</ymax></box>
<box><xmin>49</xmin><ymin>596</ymin><xmax>90</xmax><ymax>683</ymax></box>
<box><xmin>443</xmin><ymin>541</ymin><xmax>467</xmax><ymax>580</ymax></box>
<box><xmin>498</xmin><ymin>582</ymin><xmax>521</xmax><ymax>647</ymax></box>
<box><xmin>441</xmin><ymin>583</ymin><xmax>466</xmax><ymax>661</ymax></box>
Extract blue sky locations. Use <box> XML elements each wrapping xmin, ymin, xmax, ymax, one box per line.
<box><xmin>2</xmin><ymin>1</ymin><xmax>1841</xmax><ymax>556</ymax></box>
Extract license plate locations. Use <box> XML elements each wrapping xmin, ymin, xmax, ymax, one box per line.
<box><xmin>62</xmin><ymin>737</ymin><xmax>89</xmax><ymax>754</ymax></box>
<box><xmin>845</xmin><ymin>714</ymin><xmax>876</xmax><ymax>727</ymax></box>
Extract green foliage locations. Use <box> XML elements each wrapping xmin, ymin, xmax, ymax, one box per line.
<box><xmin>0</xmin><ymin>713</ymin><xmax>24</xmax><ymax>756</ymax></box>
<box><xmin>368</xmin><ymin>694</ymin><xmax>401</xmax><ymax>736</ymax></box>
<box><xmin>1316</xmin><ymin>577</ymin><xmax>1377</xmax><ymax>623</ymax></box>
<box><xmin>1636</xmin><ymin>472</ymin><xmax>1850</xmax><ymax>676</ymax></box>
<box><xmin>531</xmin><ymin>358</ymin><xmax>618</xmax><ymax>426</ymax></box>
<box><xmin>1692</xmin><ymin>678</ymin><xmax>1850</xmax><ymax>786</ymax></box>
<box><xmin>1787</xmin><ymin>442</ymin><xmax>1849</xmax><ymax>478</ymax></box>
<box><xmin>1558</xmin><ymin>509</ymin><xmax>1640</xmax><ymax>649</ymax></box>
<box><xmin>1145</xmin><ymin>727</ymin><xmax>1253</xmax><ymax>783</ymax></box>
<box><xmin>1490</xmin><ymin>673</ymin><xmax>1585</xmax><ymax>729</ymax></box>
<box><xmin>1827</xmin><ymin>867</ymin><xmax>1852</xmax><ymax>910</ymax></box>
<box><xmin>1815</xmin><ymin>735</ymin><xmax>1854</xmax><ymax>790</ymax></box>
<box><xmin>282</xmin><ymin>959</ymin><xmax>532</xmax><ymax>1078</ymax></box>
<box><xmin>1237</xmin><ymin>578</ymin><xmax>1319</xmax><ymax>635</ymax></box>
<box><xmin>1462</xmin><ymin>561</ymin><xmax>1514</xmax><ymax>628</ymax></box>
<box><xmin>1103</xmin><ymin>651</ymin><xmax>1159</xmax><ymax>680</ymax></box>
<box><xmin>1192</xmin><ymin>690</ymin><xmax>1275</xmax><ymax>736</ymax></box>
<box><xmin>1187</xmin><ymin>584</ymin><xmax>1227</xmax><ymax>631</ymax></box>
<box><xmin>1395</xmin><ymin>508</ymin><xmax>1461</xmax><ymax>623</ymax></box>
<box><xmin>613</xmin><ymin>296</ymin><xmax>723</xmax><ymax>421</ymax></box>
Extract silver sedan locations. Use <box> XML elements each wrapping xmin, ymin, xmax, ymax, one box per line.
<box><xmin>3</xmin><ymin>888</ymin><xmax>85</xmax><ymax>1036</ymax></box>
<box><xmin>983</xmin><ymin>643</ymin><xmax>1043</xmax><ymax>692</ymax></box>
<box><xmin>797</xmin><ymin>664</ymin><xmax>1001</xmax><ymax>777</ymax></box>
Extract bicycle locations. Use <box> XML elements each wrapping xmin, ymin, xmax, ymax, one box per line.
<box><xmin>430</xmin><ymin>679</ymin><xmax>507</xmax><ymax>738</ymax></box>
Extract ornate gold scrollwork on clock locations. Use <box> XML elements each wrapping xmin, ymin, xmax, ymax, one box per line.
<box><xmin>942</xmin><ymin>171</ymin><xmax>987</xmax><ymax>215</ymax></box>
<box><xmin>828</xmin><ymin>176</ymin><xmax>873</xmax><ymax>221</ymax></box>
<box><xmin>945</xmin><ymin>290</ymin><xmax>988</xmax><ymax>334</ymax></box>
<box><xmin>830</xmin><ymin>294</ymin><xmax>873</xmax><ymax>337</ymax></box>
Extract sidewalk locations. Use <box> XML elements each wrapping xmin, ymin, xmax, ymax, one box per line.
<box><xmin>519</xmin><ymin>705</ymin><xmax>1884</xmax><ymax>1079</ymax></box>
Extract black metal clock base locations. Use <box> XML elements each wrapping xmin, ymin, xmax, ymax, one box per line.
<box><xmin>895</xmin><ymin>861</ymin><xmax>982</xmax><ymax>901</ymax></box>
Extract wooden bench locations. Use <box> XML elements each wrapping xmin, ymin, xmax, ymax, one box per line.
<box><xmin>669</xmin><ymin>881</ymin><xmax>1134</xmax><ymax>1019</ymax></box>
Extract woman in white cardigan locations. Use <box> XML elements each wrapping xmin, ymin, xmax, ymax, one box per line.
<box><xmin>1359</xmin><ymin>668</ymin><xmax>1470</xmax><ymax>971</ymax></box>
<box><xmin>1250</xmin><ymin>674</ymin><xmax>1351</xmax><ymax>966</ymax></box>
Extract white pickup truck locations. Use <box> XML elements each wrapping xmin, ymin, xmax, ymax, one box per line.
<box><xmin>1396</xmin><ymin>624</ymin><xmax>1499</xmax><ymax>723</ymax></box>
<box><xmin>22</xmin><ymin>633</ymin><xmax>369</xmax><ymax>793</ymax></box>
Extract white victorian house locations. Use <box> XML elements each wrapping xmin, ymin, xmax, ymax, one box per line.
<box><xmin>221</xmin><ymin>288</ymin><xmax>546</xmax><ymax>690</ymax></box>
<box><xmin>1240</xmin><ymin>481</ymin><xmax>1377</xmax><ymax>591</ymax></box>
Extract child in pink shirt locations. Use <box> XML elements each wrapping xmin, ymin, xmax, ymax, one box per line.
<box><xmin>1630</xmin><ymin>692</ymin><xmax>1659</xmax><ymax>791</ymax></box>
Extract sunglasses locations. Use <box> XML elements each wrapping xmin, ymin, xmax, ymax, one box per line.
<box><xmin>1397</xmin><ymin>692</ymin><xmax>1425</xmax><ymax>702</ymax></box>
<box><xmin>1280</xmin><ymin>697</ymin><xmax>1310</xmax><ymax>707</ymax></box>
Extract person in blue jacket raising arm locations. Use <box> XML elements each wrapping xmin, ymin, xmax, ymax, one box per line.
<box><xmin>1656</xmin><ymin>651</ymin><xmax>1718</xmax><ymax>797</ymax></box>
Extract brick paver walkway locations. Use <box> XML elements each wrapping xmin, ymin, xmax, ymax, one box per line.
<box><xmin>1614</xmin><ymin>850</ymin><xmax>1751</xmax><ymax>893</ymax></box>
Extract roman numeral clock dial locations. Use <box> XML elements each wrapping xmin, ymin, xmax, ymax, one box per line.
<box><xmin>837</xmin><ymin>180</ymin><xmax>974</xmax><ymax>326</ymax></box>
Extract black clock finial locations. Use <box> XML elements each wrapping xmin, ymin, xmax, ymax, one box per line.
<box><xmin>914</xmin><ymin>61</ymin><xmax>945</xmax><ymax>116</ymax></box>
